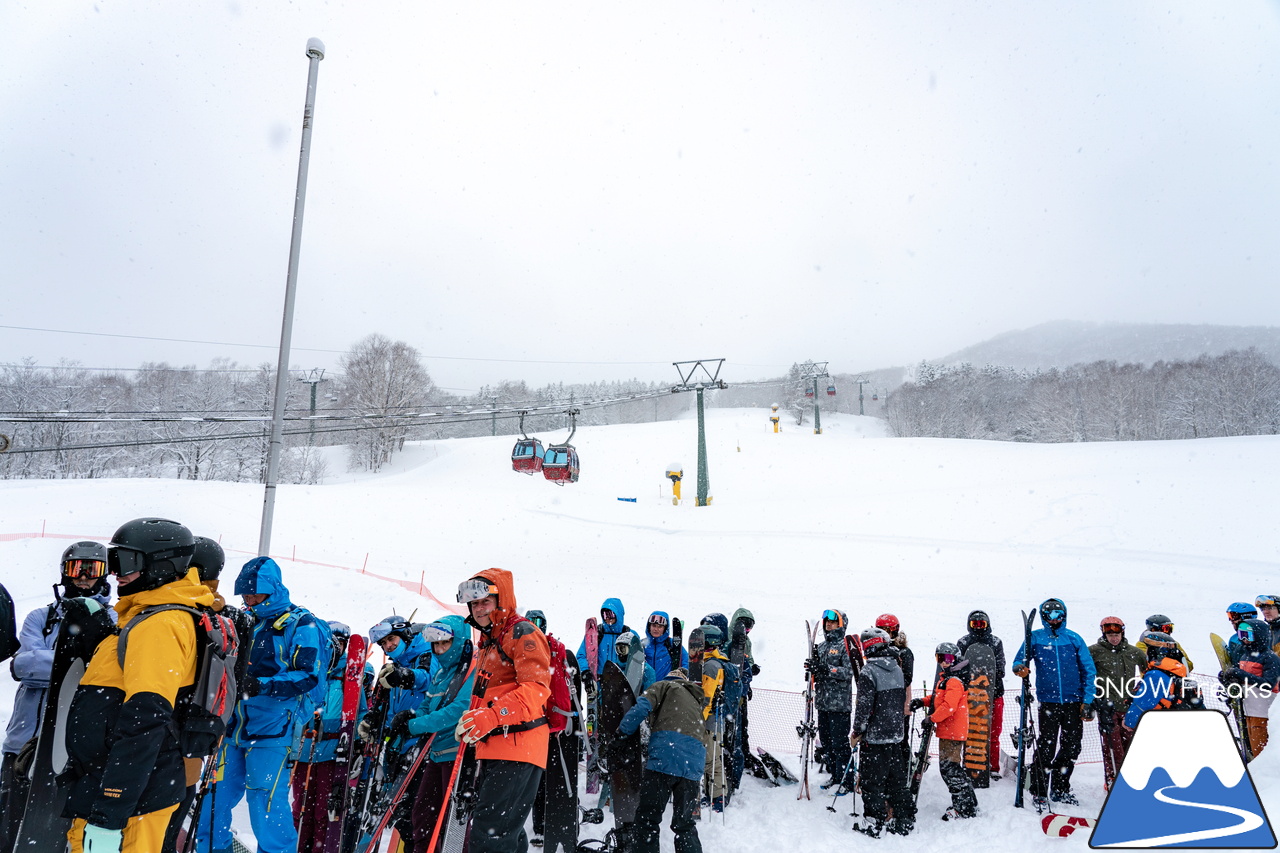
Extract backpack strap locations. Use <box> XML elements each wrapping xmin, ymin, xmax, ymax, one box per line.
<box><xmin>117</xmin><ymin>604</ymin><xmax>203</xmax><ymax>669</ymax></box>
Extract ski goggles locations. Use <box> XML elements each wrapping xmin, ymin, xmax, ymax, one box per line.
<box><xmin>1101</xmin><ymin>622</ymin><xmax>1125</xmax><ymax>635</ymax></box>
<box><xmin>648</xmin><ymin>614</ymin><xmax>669</xmax><ymax>628</ymax></box>
<box><xmin>369</xmin><ymin>619</ymin><xmax>410</xmax><ymax>644</ymax></box>
<box><xmin>1256</xmin><ymin>595</ymin><xmax>1280</xmax><ymax>609</ymax></box>
<box><xmin>456</xmin><ymin>578</ymin><xmax>498</xmax><ymax>604</ymax></box>
<box><xmin>968</xmin><ymin>617</ymin><xmax>989</xmax><ymax>631</ymax></box>
<box><xmin>106</xmin><ymin>545</ymin><xmax>148</xmax><ymax>577</ymax></box>
<box><xmin>63</xmin><ymin>558</ymin><xmax>109</xmax><ymax>579</ymax></box>
<box><xmin>822</xmin><ymin>610</ymin><xmax>844</xmax><ymax>627</ymax></box>
<box><xmin>1239</xmin><ymin>623</ymin><xmax>1258</xmax><ymax>644</ymax></box>
<box><xmin>1147</xmin><ymin>621</ymin><xmax>1174</xmax><ymax>634</ymax></box>
<box><xmin>420</xmin><ymin>623</ymin><xmax>455</xmax><ymax>643</ymax></box>
<box><xmin>936</xmin><ymin>653</ymin><xmax>957</xmax><ymax>666</ymax></box>
<box><xmin>1043</xmin><ymin>608</ymin><xmax>1065</xmax><ymax>622</ymax></box>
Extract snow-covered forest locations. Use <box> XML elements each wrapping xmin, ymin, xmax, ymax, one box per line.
<box><xmin>887</xmin><ymin>349</ymin><xmax>1280</xmax><ymax>442</ymax></box>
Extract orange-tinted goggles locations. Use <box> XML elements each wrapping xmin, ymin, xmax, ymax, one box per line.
<box><xmin>63</xmin><ymin>558</ymin><xmax>108</xmax><ymax>579</ymax></box>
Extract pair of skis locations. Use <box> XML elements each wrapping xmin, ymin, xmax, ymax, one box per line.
<box><xmin>796</xmin><ymin>620</ymin><xmax>820</xmax><ymax>799</ymax></box>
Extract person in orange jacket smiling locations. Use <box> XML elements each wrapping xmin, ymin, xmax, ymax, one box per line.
<box><xmin>455</xmin><ymin>568</ymin><xmax>552</xmax><ymax>853</ymax></box>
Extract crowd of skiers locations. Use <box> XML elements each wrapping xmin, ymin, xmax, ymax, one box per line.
<box><xmin>0</xmin><ymin>518</ymin><xmax>1277</xmax><ymax>852</ymax></box>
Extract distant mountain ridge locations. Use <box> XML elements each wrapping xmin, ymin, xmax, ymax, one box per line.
<box><xmin>936</xmin><ymin>321</ymin><xmax>1280</xmax><ymax>371</ymax></box>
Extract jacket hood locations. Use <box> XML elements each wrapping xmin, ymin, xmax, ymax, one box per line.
<box><xmin>966</xmin><ymin>609</ymin><xmax>991</xmax><ymax>636</ymax></box>
<box><xmin>234</xmin><ymin>557</ymin><xmax>293</xmax><ymax>619</ymax></box>
<box><xmin>1242</xmin><ymin>618</ymin><xmax>1272</xmax><ymax>650</ymax></box>
<box><xmin>730</xmin><ymin>608</ymin><xmax>755</xmax><ymax>638</ymax></box>
<box><xmin>1038</xmin><ymin>598</ymin><xmax>1069</xmax><ymax>631</ymax></box>
<box><xmin>823</xmin><ymin>609</ymin><xmax>848</xmax><ymax>643</ymax></box>
<box><xmin>647</xmin><ymin>611</ymin><xmax>671</xmax><ymax>642</ymax></box>
<box><xmin>600</xmin><ymin>597</ymin><xmax>626</xmax><ymax>633</ymax></box>
<box><xmin>117</xmin><ymin>568</ymin><xmax>216</xmax><ymax>625</ymax></box>
<box><xmin>431</xmin><ymin>614</ymin><xmax>471</xmax><ymax>673</ymax></box>
<box><xmin>464</xmin><ymin>567</ymin><xmax>518</xmax><ymax>632</ymax></box>
<box><xmin>702</xmin><ymin>612</ymin><xmax>729</xmax><ymax>637</ymax></box>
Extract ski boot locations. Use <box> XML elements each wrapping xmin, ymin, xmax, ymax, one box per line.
<box><xmin>886</xmin><ymin>817</ymin><xmax>913</xmax><ymax>836</ymax></box>
<box><xmin>1051</xmin><ymin>789</ymin><xmax>1079</xmax><ymax>806</ymax></box>
<box><xmin>941</xmin><ymin>806</ymin><xmax>974</xmax><ymax>821</ymax></box>
<box><xmin>580</xmin><ymin>807</ymin><xmax>604</xmax><ymax>824</ymax></box>
<box><xmin>1032</xmin><ymin>795</ymin><xmax>1049</xmax><ymax>814</ymax></box>
<box><xmin>851</xmin><ymin>818</ymin><xmax>884</xmax><ymax>838</ymax></box>
<box><xmin>711</xmin><ymin>796</ymin><xmax>725</xmax><ymax>813</ymax></box>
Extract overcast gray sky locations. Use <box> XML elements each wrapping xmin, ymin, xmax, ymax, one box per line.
<box><xmin>3</xmin><ymin>1</ymin><xmax>1278</xmax><ymax>393</ymax></box>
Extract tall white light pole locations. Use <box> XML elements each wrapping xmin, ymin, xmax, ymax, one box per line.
<box><xmin>259</xmin><ymin>38</ymin><xmax>325</xmax><ymax>557</ymax></box>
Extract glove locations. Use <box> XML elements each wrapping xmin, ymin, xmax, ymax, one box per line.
<box><xmin>379</xmin><ymin>662</ymin><xmax>416</xmax><ymax>690</ymax></box>
<box><xmin>82</xmin><ymin>824</ymin><xmax>123</xmax><ymax>852</ymax></box>
<box><xmin>908</xmin><ymin>698</ymin><xmax>925</xmax><ymax>713</ymax></box>
<box><xmin>751</xmin><ymin>663</ymin><xmax>761</xmax><ymax>677</ymax></box>
<box><xmin>1081</xmin><ymin>704</ymin><xmax>1095</xmax><ymax>721</ymax></box>
<box><xmin>241</xmin><ymin>675</ymin><xmax>261</xmax><ymax>698</ymax></box>
<box><xmin>389</xmin><ymin>710</ymin><xmax>415</xmax><ymax>740</ymax></box>
<box><xmin>802</xmin><ymin>659</ymin><xmax>811</xmax><ymax>674</ymax></box>
<box><xmin>456</xmin><ymin>707</ymin><xmax>500</xmax><ymax>744</ymax></box>
<box><xmin>1012</xmin><ymin>664</ymin><xmax>1030</xmax><ymax>678</ymax></box>
<box><xmin>358</xmin><ymin>707</ymin><xmax>385</xmax><ymax>743</ymax></box>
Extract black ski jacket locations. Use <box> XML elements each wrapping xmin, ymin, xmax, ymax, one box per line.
<box><xmin>853</xmin><ymin>654</ymin><xmax>906</xmax><ymax>745</ymax></box>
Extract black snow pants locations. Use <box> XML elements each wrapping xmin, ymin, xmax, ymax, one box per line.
<box><xmin>470</xmin><ymin>758</ymin><xmax>543</xmax><ymax>853</ymax></box>
<box><xmin>632</xmin><ymin>770</ymin><xmax>701</xmax><ymax>853</ymax></box>
<box><xmin>858</xmin><ymin>741</ymin><xmax>915</xmax><ymax>830</ymax></box>
<box><xmin>1031</xmin><ymin>701</ymin><xmax>1083</xmax><ymax>798</ymax></box>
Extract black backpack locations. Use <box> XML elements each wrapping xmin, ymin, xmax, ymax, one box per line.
<box><xmin>118</xmin><ymin>604</ymin><xmax>241</xmax><ymax>758</ymax></box>
<box><xmin>0</xmin><ymin>582</ymin><xmax>17</xmax><ymax>663</ymax></box>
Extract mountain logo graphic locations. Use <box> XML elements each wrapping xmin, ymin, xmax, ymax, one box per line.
<box><xmin>1090</xmin><ymin>710</ymin><xmax>1276</xmax><ymax>848</ymax></box>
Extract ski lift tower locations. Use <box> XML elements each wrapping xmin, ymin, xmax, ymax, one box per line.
<box><xmin>673</xmin><ymin>359</ymin><xmax>727</xmax><ymax>506</ymax></box>
<box><xmin>798</xmin><ymin>361</ymin><xmax>830</xmax><ymax>434</ymax></box>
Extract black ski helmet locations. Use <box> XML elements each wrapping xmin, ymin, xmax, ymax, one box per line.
<box><xmin>327</xmin><ymin>620</ymin><xmax>351</xmax><ymax>668</ymax></box>
<box><xmin>701</xmin><ymin>625</ymin><xmax>724</xmax><ymax>650</ymax></box>
<box><xmin>1140</xmin><ymin>631</ymin><xmax>1180</xmax><ymax>664</ymax></box>
<box><xmin>60</xmin><ymin>540</ymin><xmax>110</xmax><ymax>597</ymax></box>
<box><xmin>191</xmin><ymin>536</ymin><xmax>226</xmax><ymax>582</ymax></box>
<box><xmin>107</xmin><ymin>518</ymin><xmax>196</xmax><ymax>596</ymax></box>
<box><xmin>1145</xmin><ymin>614</ymin><xmax>1174</xmax><ymax>634</ymax></box>
<box><xmin>967</xmin><ymin>610</ymin><xmax>991</xmax><ymax>634</ymax></box>
<box><xmin>861</xmin><ymin>626</ymin><xmax>891</xmax><ymax>654</ymax></box>
<box><xmin>526</xmin><ymin>610</ymin><xmax>548</xmax><ymax>633</ymax></box>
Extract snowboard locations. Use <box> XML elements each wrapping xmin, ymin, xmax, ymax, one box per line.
<box><xmin>13</xmin><ymin>596</ymin><xmax>116</xmax><ymax>851</ymax></box>
<box><xmin>1210</xmin><ymin>632</ymin><xmax>1252</xmax><ymax>760</ymax></box>
<box><xmin>598</xmin><ymin>661</ymin><xmax>641</xmax><ymax>826</ymax></box>
<box><xmin>543</xmin><ymin>649</ymin><xmax>582</xmax><ymax>853</ymax></box>
<box><xmin>1041</xmin><ymin>812</ymin><xmax>1095</xmax><ymax>837</ymax></box>
<box><xmin>755</xmin><ymin>747</ymin><xmax>799</xmax><ymax>785</ymax></box>
<box><xmin>584</xmin><ymin>617</ymin><xmax>601</xmax><ymax>795</ymax></box>
<box><xmin>962</xmin><ymin>642</ymin><xmax>997</xmax><ymax>787</ymax></box>
<box><xmin>687</xmin><ymin>626</ymin><xmax>705</xmax><ymax>686</ymax></box>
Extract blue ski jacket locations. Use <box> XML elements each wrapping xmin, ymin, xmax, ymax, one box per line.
<box><xmin>297</xmin><ymin>652</ymin><xmax>368</xmax><ymax>763</ymax></box>
<box><xmin>576</xmin><ymin>597</ymin><xmax>628</xmax><ymax>676</ymax></box>
<box><xmin>640</xmin><ymin>611</ymin><xmax>688</xmax><ymax>680</ymax></box>
<box><xmin>231</xmin><ymin>557</ymin><xmax>327</xmax><ymax>747</ymax></box>
<box><xmin>406</xmin><ymin>615</ymin><xmax>476</xmax><ymax>763</ymax></box>
<box><xmin>1013</xmin><ymin>603</ymin><xmax>1096</xmax><ymax>705</ymax></box>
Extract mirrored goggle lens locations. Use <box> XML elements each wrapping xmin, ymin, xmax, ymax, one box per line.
<box><xmin>969</xmin><ymin>619</ymin><xmax>988</xmax><ymax>630</ymax></box>
<box><xmin>1257</xmin><ymin>596</ymin><xmax>1279</xmax><ymax>608</ymax></box>
<box><xmin>457</xmin><ymin>579</ymin><xmax>497</xmax><ymax>604</ymax></box>
<box><xmin>1240</xmin><ymin>626</ymin><xmax>1256</xmax><ymax>642</ymax></box>
<box><xmin>421</xmin><ymin>624</ymin><xmax>454</xmax><ymax>643</ymax></box>
<box><xmin>648</xmin><ymin>614</ymin><xmax>668</xmax><ymax>627</ymax></box>
<box><xmin>1046</xmin><ymin>610</ymin><xmax>1065</xmax><ymax>621</ymax></box>
<box><xmin>64</xmin><ymin>559</ymin><xmax>108</xmax><ymax>579</ymax></box>
<box><xmin>822</xmin><ymin>609</ymin><xmax>840</xmax><ymax>623</ymax></box>
<box><xmin>1102</xmin><ymin>625</ymin><xmax>1124</xmax><ymax>634</ymax></box>
<box><xmin>1153</xmin><ymin>623</ymin><xmax>1173</xmax><ymax>633</ymax></box>
<box><xmin>107</xmin><ymin>547</ymin><xmax>146</xmax><ymax>577</ymax></box>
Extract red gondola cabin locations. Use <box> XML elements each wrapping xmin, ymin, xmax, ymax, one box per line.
<box><xmin>542</xmin><ymin>445</ymin><xmax>579</xmax><ymax>484</ymax></box>
<box><xmin>511</xmin><ymin>438</ymin><xmax>544</xmax><ymax>474</ymax></box>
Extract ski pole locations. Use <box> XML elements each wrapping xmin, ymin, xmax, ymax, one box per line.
<box><xmin>825</xmin><ymin>748</ymin><xmax>857</xmax><ymax>813</ymax></box>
